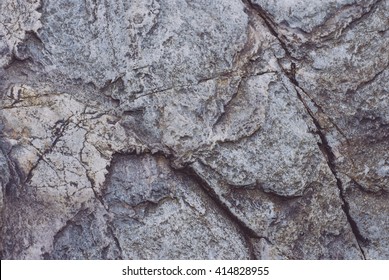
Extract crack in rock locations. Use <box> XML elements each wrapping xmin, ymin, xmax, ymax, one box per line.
<box><xmin>283</xmin><ymin>61</ymin><xmax>369</xmax><ymax>259</ymax></box>
<box><xmin>1</xmin><ymin>0</ymin><xmax>387</xmax><ymax>259</ymax></box>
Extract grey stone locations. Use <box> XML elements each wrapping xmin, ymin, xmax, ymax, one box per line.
<box><xmin>101</xmin><ymin>154</ymin><xmax>250</xmax><ymax>259</ymax></box>
<box><xmin>1</xmin><ymin>0</ymin><xmax>388</xmax><ymax>259</ymax></box>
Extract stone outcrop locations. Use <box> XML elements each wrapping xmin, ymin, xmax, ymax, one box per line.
<box><xmin>1</xmin><ymin>0</ymin><xmax>388</xmax><ymax>259</ymax></box>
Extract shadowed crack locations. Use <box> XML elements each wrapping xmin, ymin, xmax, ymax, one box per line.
<box><xmin>102</xmin><ymin>151</ymin><xmax>262</xmax><ymax>258</ymax></box>
<box><xmin>101</xmin><ymin>151</ymin><xmax>260</xmax><ymax>258</ymax></box>
<box><xmin>181</xmin><ymin>164</ymin><xmax>275</xmax><ymax>260</ymax></box>
<box><xmin>242</xmin><ymin>0</ymin><xmax>369</xmax><ymax>259</ymax></box>
<box><xmin>212</xmin><ymin>71</ymin><xmax>276</xmax><ymax>131</ymax></box>
<box><xmin>351</xmin><ymin>63</ymin><xmax>389</xmax><ymax>94</ymax></box>
<box><xmin>350</xmin><ymin>178</ymin><xmax>388</xmax><ymax>195</ymax></box>
<box><xmin>327</xmin><ymin>0</ymin><xmax>385</xmax><ymax>40</ymax></box>
<box><xmin>242</xmin><ymin>0</ymin><xmax>293</xmax><ymax>58</ymax></box>
<box><xmin>107</xmin><ymin>224</ymin><xmax>123</xmax><ymax>260</ymax></box>
<box><xmin>24</xmin><ymin>115</ymin><xmax>73</xmax><ymax>184</ymax></box>
<box><xmin>85</xmin><ymin>170</ymin><xmax>109</xmax><ymax>212</ymax></box>
<box><xmin>211</xmin><ymin>77</ymin><xmax>243</xmax><ymax>128</ymax></box>
<box><xmin>243</xmin><ymin>0</ymin><xmax>384</xmax><ymax>48</ymax></box>
<box><xmin>286</xmin><ymin>65</ymin><xmax>369</xmax><ymax>260</ymax></box>
<box><xmin>128</xmin><ymin>69</ymin><xmax>241</xmax><ymax>102</ymax></box>
<box><xmin>2</xmin><ymin>152</ymin><xmax>22</xmax><ymax>198</ymax></box>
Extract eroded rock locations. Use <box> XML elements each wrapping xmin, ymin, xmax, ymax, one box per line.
<box><xmin>1</xmin><ymin>0</ymin><xmax>388</xmax><ymax>259</ymax></box>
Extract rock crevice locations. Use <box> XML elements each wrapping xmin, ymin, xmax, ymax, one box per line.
<box><xmin>1</xmin><ymin>0</ymin><xmax>388</xmax><ymax>259</ymax></box>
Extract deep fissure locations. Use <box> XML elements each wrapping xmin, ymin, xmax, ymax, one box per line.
<box><xmin>181</xmin><ymin>165</ymin><xmax>275</xmax><ymax>260</ymax></box>
<box><xmin>242</xmin><ymin>0</ymin><xmax>293</xmax><ymax>58</ymax></box>
<box><xmin>102</xmin><ymin>151</ymin><xmax>263</xmax><ymax>259</ymax></box>
<box><xmin>289</xmin><ymin>72</ymin><xmax>368</xmax><ymax>260</ymax></box>
<box><xmin>243</xmin><ymin>0</ymin><xmax>369</xmax><ymax>259</ymax></box>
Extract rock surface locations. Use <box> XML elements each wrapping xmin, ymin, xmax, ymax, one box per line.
<box><xmin>0</xmin><ymin>0</ymin><xmax>388</xmax><ymax>259</ymax></box>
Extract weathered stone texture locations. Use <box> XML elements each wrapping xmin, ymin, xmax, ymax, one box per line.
<box><xmin>1</xmin><ymin>0</ymin><xmax>388</xmax><ymax>259</ymax></box>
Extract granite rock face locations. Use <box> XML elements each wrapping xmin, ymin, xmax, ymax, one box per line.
<box><xmin>0</xmin><ymin>0</ymin><xmax>388</xmax><ymax>259</ymax></box>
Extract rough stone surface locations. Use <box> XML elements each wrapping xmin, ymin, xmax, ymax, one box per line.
<box><xmin>0</xmin><ymin>0</ymin><xmax>388</xmax><ymax>259</ymax></box>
